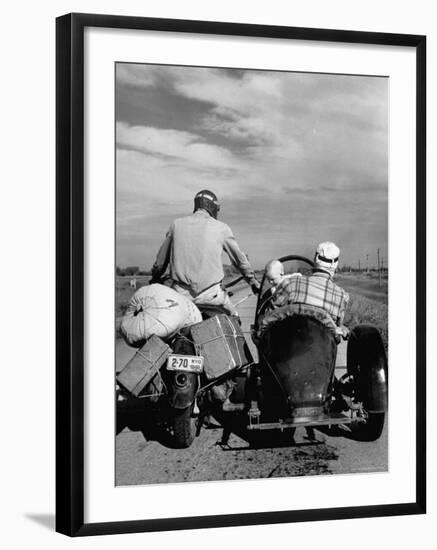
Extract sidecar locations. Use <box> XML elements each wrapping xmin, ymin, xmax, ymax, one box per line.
<box><xmin>246</xmin><ymin>254</ymin><xmax>388</xmax><ymax>441</ymax></box>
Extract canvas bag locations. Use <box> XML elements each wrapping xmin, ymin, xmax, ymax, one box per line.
<box><xmin>121</xmin><ymin>283</ymin><xmax>202</xmax><ymax>347</ymax></box>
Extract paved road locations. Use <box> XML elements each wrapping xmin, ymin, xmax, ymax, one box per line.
<box><xmin>116</xmin><ymin>285</ymin><xmax>387</xmax><ymax>486</ymax></box>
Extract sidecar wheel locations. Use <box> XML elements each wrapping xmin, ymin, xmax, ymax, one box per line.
<box><xmin>347</xmin><ymin>325</ymin><xmax>388</xmax><ymax>442</ymax></box>
<box><xmin>355</xmin><ymin>412</ymin><xmax>385</xmax><ymax>442</ymax></box>
<box><xmin>173</xmin><ymin>406</ymin><xmax>195</xmax><ymax>448</ymax></box>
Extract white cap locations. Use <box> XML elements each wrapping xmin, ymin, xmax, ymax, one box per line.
<box><xmin>315</xmin><ymin>241</ymin><xmax>340</xmax><ymax>272</ymax></box>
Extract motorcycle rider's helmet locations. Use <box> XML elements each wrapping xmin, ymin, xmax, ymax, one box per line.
<box><xmin>314</xmin><ymin>241</ymin><xmax>340</xmax><ymax>276</ymax></box>
<box><xmin>193</xmin><ymin>189</ymin><xmax>220</xmax><ymax>219</ymax></box>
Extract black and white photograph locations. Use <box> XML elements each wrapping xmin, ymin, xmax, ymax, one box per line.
<box><xmin>0</xmin><ymin>0</ymin><xmax>432</xmax><ymax>544</ymax></box>
<box><xmin>114</xmin><ymin>62</ymin><xmax>388</xmax><ymax>486</ymax></box>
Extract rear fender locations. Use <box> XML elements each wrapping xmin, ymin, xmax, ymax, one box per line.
<box><xmin>347</xmin><ymin>325</ymin><xmax>388</xmax><ymax>413</ymax></box>
<box><xmin>169</xmin><ymin>329</ymin><xmax>199</xmax><ymax>409</ymax></box>
<box><xmin>169</xmin><ymin>371</ymin><xmax>198</xmax><ymax>409</ymax></box>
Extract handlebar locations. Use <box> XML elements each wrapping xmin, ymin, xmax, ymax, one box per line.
<box><xmin>254</xmin><ymin>254</ymin><xmax>314</xmax><ymax>324</ymax></box>
<box><xmin>223</xmin><ymin>275</ymin><xmax>245</xmax><ymax>289</ymax></box>
<box><xmin>149</xmin><ymin>274</ymin><xmax>252</xmax><ymax>300</ymax></box>
<box><xmin>276</xmin><ymin>254</ymin><xmax>314</xmax><ymax>267</ymax></box>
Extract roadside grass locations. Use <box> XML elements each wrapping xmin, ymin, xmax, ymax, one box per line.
<box><xmin>336</xmin><ymin>273</ymin><xmax>388</xmax><ymax>304</ymax></box>
<box><xmin>336</xmin><ymin>273</ymin><xmax>388</xmax><ymax>350</ymax></box>
<box><xmin>116</xmin><ymin>276</ymin><xmax>150</xmax><ymax>317</ymax></box>
<box><xmin>115</xmin><ymin>276</ymin><xmax>150</xmax><ymax>337</ymax></box>
<box><xmin>344</xmin><ymin>293</ymin><xmax>388</xmax><ymax>350</ymax></box>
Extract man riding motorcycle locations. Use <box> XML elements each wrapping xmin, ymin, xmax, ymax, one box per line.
<box><xmin>150</xmin><ymin>190</ymin><xmax>260</xmax><ymax>314</ymax></box>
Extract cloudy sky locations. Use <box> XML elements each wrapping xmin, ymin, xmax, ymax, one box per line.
<box><xmin>116</xmin><ymin>63</ymin><xmax>388</xmax><ymax>270</ymax></box>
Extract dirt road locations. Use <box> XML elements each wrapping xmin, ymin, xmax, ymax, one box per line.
<box><xmin>116</xmin><ymin>284</ymin><xmax>387</xmax><ymax>486</ymax></box>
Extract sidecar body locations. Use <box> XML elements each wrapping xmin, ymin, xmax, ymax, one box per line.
<box><xmin>246</xmin><ymin>254</ymin><xmax>388</xmax><ymax>441</ymax></box>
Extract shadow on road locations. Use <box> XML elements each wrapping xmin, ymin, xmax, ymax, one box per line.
<box><xmin>214</xmin><ymin>411</ymin><xmax>327</xmax><ymax>450</ymax></box>
<box><xmin>117</xmin><ymin>400</ymin><xmax>329</xmax><ymax>451</ymax></box>
<box><xmin>117</xmin><ymin>400</ymin><xmax>182</xmax><ymax>449</ymax></box>
<box><xmin>316</xmin><ymin>421</ymin><xmax>385</xmax><ymax>442</ymax></box>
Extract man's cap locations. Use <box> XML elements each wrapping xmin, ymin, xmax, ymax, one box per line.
<box><xmin>315</xmin><ymin>241</ymin><xmax>340</xmax><ymax>266</ymax></box>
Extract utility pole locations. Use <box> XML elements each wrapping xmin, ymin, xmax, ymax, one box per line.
<box><xmin>377</xmin><ymin>248</ymin><xmax>381</xmax><ymax>288</ymax></box>
<box><xmin>366</xmin><ymin>253</ymin><xmax>369</xmax><ymax>274</ymax></box>
<box><xmin>358</xmin><ymin>259</ymin><xmax>361</xmax><ymax>272</ymax></box>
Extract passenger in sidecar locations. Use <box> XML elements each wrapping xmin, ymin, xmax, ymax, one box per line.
<box><xmin>270</xmin><ymin>241</ymin><xmax>349</xmax><ymax>330</ymax></box>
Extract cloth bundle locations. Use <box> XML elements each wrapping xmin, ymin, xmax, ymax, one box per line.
<box><xmin>121</xmin><ymin>283</ymin><xmax>202</xmax><ymax>347</ymax></box>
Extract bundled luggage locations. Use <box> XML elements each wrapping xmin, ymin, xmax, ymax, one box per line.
<box><xmin>120</xmin><ymin>283</ymin><xmax>202</xmax><ymax>347</ymax></box>
<box><xmin>190</xmin><ymin>314</ymin><xmax>252</xmax><ymax>402</ymax></box>
<box><xmin>116</xmin><ymin>334</ymin><xmax>171</xmax><ymax>398</ymax></box>
<box><xmin>191</xmin><ymin>314</ymin><xmax>251</xmax><ymax>380</ymax></box>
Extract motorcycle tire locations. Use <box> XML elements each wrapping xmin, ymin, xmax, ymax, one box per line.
<box><xmin>173</xmin><ymin>405</ymin><xmax>195</xmax><ymax>448</ymax></box>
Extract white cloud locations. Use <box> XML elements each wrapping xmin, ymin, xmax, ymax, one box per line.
<box><xmin>115</xmin><ymin>146</ymin><xmax>250</xmax><ymax>224</ymax></box>
<box><xmin>116</xmin><ymin>65</ymin><xmax>388</xmax><ymax>267</ymax></box>
<box><xmin>174</xmin><ymin>69</ymin><xmax>285</xmax><ymax>147</ymax></box>
<box><xmin>117</xmin><ymin>123</ymin><xmax>192</xmax><ymax>156</ymax></box>
<box><xmin>116</xmin><ymin>65</ymin><xmax>387</xmax><ymax>175</ymax></box>
<box><xmin>116</xmin><ymin>122</ymin><xmax>241</xmax><ymax>170</ymax></box>
<box><xmin>115</xmin><ymin>66</ymin><xmax>285</xmax><ymax>149</ymax></box>
<box><xmin>116</xmin><ymin>64</ymin><xmax>157</xmax><ymax>88</ymax></box>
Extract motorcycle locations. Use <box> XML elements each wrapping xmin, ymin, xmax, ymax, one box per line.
<box><xmin>117</xmin><ymin>255</ymin><xmax>388</xmax><ymax>448</ymax></box>
<box><xmin>117</xmin><ymin>276</ymin><xmax>254</xmax><ymax>448</ymax></box>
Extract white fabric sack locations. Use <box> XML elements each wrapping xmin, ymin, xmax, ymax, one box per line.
<box><xmin>121</xmin><ymin>284</ymin><xmax>202</xmax><ymax>347</ymax></box>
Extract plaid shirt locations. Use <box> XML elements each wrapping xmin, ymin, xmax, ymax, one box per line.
<box><xmin>272</xmin><ymin>270</ymin><xmax>349</xmax><ymax>324</ymax></box>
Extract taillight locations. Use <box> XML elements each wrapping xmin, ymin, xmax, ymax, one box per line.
<box><xmin>174</xmin><ymin>372</ymin><xmax>188</xmax><ymax>387</ymax></box>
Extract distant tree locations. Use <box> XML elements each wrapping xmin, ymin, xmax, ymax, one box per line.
<box><xmin>124</xmin><ymin>266</ymin><xmax>140</xmax><ymax>276</ymax></box>
<box><xmin>115</xmin><ymin>266</ymin><xmax>123</xmax><ymax>276</ymax></box>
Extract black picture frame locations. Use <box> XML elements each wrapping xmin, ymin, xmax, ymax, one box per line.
<box><xmin>56</xmin><ymin>12</ymin><xmax>426</xmax><ymax>537</ymax></box>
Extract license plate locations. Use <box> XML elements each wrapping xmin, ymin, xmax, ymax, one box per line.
<box><xmin>166</xmin><ymin>354</ymin><xmax>204</xmax><ymax>373</ymax></box>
